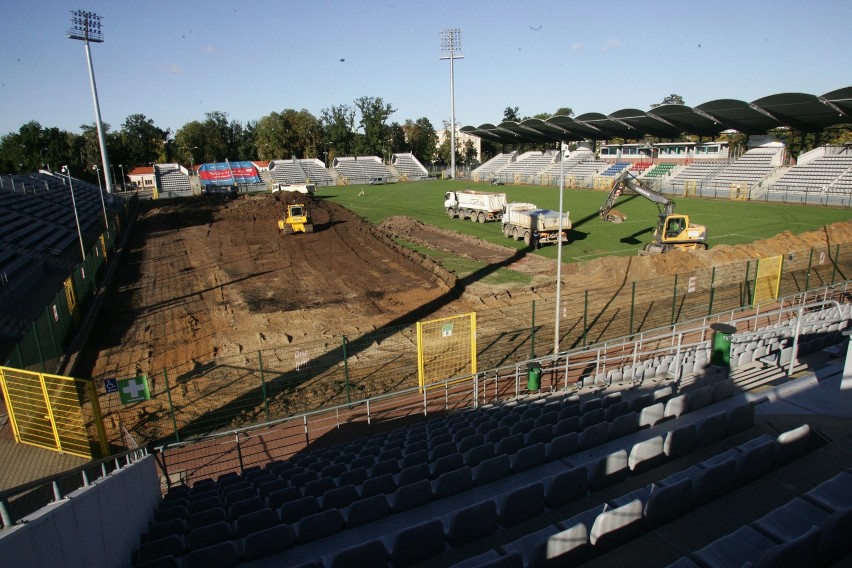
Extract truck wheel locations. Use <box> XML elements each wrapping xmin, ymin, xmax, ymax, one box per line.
<box><xmin>523</xmin><ymin>231</ymin><xmax>531</xmax><ymax>246</ymax></box>
<box><xmin>477</xmin><ymin>212</ymin><xmax>486</xmax><ymax>223</ymax></box>
<box><xmin>502</xmin><ymin>224</ymin><xmax>511</xmax><ymax>238</ymax></box>
<box><xmin>447</xmin><ymin>208</ymin><xmax>455</xmax><ymax>218</ymax></box>
<box><xmin>469</xmin><ymin>211</ymin><xmax>478</xmax><ymax>222</ymax></box>
<box><xmin>512</xmin><ymin>228</ymin><xmax>520</xmax><ymax>241</ymax></box>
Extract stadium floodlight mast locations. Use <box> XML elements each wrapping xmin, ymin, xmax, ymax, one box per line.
<box><xmin>554</xmin><ymin>141</ymin><xmax>566</xmax><ymax>354</ymax></box>
<box><xmin>61</xmin><ymin>166</ymin><xmax>86</xmax><ymax>261</ymax></box>
<box><xmin>67</xmin><ymin>10</ymin><xmax>114</xmax><ymax>195</ymax></box>
<box><xmin>440</xmin><ymin>28</ymin><xmax>463</xmax><ymax>180</ymax></box>
<box><xmin>92</xmin><ymin>164</ymin><xmax>109</xmax><ymax>229</ymax></box>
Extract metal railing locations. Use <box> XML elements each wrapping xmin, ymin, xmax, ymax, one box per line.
<box><xmin>153</xmin><ymin>283</ymin><xmax>849</xmax><ymax>488</ymax></box>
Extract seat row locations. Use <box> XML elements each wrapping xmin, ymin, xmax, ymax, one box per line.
<box><xmin>136</xmin><ymin>395</ymin><xmax>755</xmax><ymax>568</ymax></box>
<box><xmin>667</xmin><ymin>469</ymin><xmax>852</xmax><ymax>568</ymax></box>
<box><xmin>457</xmin><ymin>422</ymin><xmax>815</xmax><ymax>568</ymax></box>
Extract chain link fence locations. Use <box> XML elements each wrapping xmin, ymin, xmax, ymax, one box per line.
<box><xmin>90</xmin><ymin>242</ymin><xmax>851</xmax><ymax>451</ymax></box>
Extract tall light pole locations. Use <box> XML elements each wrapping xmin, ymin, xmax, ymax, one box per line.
<box><xmin>119</xmin><ymin>164</ymin><xmax>126</xmax><ymax>192</ymax></box>
<box><xmin>93</xmin><ymin>164</ymin><xmax>108</xmax><ymax>229</ymax></box>
<box><xmin>67</xmin><ymin>10</ymin><xmax>114</xmax><ymax>194</ymax></box>
<box><xmin>61</xmin><ymin>166</ymin><xmax>86</xmax><ymax>261</ymax></box>
<box><xmin>440</xmin><ymin>28</ymin><xmax>463</xmax><ymax>180</ymax></box>
<box><xmin>554</xmin><ymin>141</ymin><xmax>566</xmax><ymax>354</ymax></box>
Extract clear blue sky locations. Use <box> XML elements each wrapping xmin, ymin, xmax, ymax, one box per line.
<box><xmin>2</xmin><ymin>0</ymin><xmax>850</xmax><ymax>138</ymax></box>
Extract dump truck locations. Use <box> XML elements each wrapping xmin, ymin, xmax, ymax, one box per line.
<box><xmin>501</xmin><ymin>202</ymin><xmax>571</xmax><ymax>248</ymax></box>
<box><xmin>599</xmin><ymin>170</ymin><xmax>707</xmax><ymax>255</ymax></box>
<box><xmin>444</xmin><ymin>190</ymin><xmax>507</xmax><ymax>223</ymax></box>
<box><xmin>277</xmin><ymin>203</ymin><xmax>313</xmax><ymax>234</ymax></box>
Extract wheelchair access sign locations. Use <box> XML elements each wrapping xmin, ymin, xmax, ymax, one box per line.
<box><xmin>117</xmin><ymin>375</ymin><xmax>150</xmax><ymax>404</ymax></box>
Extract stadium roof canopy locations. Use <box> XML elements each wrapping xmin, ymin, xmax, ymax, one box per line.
<box><xmin>460</xmin><ymin>86</ymin><xmax>852</xmax><ymax>144</ymax></box>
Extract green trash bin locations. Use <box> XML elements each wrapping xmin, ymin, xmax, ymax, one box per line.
<box><xmin>709</xmin><ymin>323</ymin><xmax>737</xmax><ymax>367</ymax></box>
<box><xmin>527</xmin><ymin>362</ymin><xmax>542</xmax><ymax>391</ymax></box>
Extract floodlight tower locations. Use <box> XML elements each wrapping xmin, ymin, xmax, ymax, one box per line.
<box><xmin>67</xmin><ymin>10</ymin><xmax>115</xmax><ymax>194</ymax></box>
<box><xmin>440</xmin><ymin>28</ymin><xmax>463</xmax><ymax>180</ymax></box>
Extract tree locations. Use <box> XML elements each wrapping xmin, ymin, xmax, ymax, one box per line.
<box><xmin>462</xmin><ymin>138</ymin><xmax>478</xmax><ymax>165</ymax></box>
<box><xmin>554</xmin><ymin>107</ymin><xmax>574</xmax><ymax>117</ymax></box>
<box><xmin>401</xmin><ymin>117</ymin><xmax>438</xmax><ymax>166</ymax></box>
<box><xmin>174</xmin><ymin>121</ymin><xmax>206</xmax><ymax>166</ymax></box>
<box><xmin>651</xmin><ymin>94</ymin><xmax>685</xmax><ymax>108</ymax></box>
<box><xmin>321</xmin><ymin>104</ymin><xmax>356</xmax><ymax>159</ymax></box>
<box><xmin>437</xmin><ymin>120</ymin><xmax>461</xmax><ymax>166</ymax></box>
<box><xmin>354</xmin><ymin>96</ymin><xmax>396</xmax><ymax>156</ymax></box>
<box><xmin>503</xmin><ymin>106</ymin><xmax>521</xmax><ymax>122</ymax></box>
<box><xmin>120</xmin><ymin>114</ymin><xmax>167</xmax><ymax>169</ymax></box>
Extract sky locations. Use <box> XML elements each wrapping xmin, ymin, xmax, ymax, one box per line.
<box><xmin>1</xmin><ymin>0</ymin><xmax>851</xmax><ymax>138</ymax></box>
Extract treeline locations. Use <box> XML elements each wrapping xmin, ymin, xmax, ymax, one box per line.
<box><xmin>0</xmin><ymin>96</ymin><xmax>480</xmax><ymax>183</ymax></box>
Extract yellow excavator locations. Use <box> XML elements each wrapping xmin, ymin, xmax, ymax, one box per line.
<box><xmin>278</xmin><ymin>203</ymin><xmax>313</xmax><ymax>234</ymax></box>
<box><xmin>599</xmin><ymin>170</ymin><xmax>708</xmax><ymax>255</ymax></box>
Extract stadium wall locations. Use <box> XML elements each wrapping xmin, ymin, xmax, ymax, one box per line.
<box><xmin>0</xmin><ymin>456</ymin><xmax>159</xmax><ymax>568</ymax></box>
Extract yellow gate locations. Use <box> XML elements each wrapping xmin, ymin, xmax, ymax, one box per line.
<box><xmin>0</xmin><ymin>367</ymin><xmax>108</xmax><ymax>458</ymax></box>
<box><xmin>416</xmin><ymin>313</ymin><xmax>477</xmax><ymax>389</ymax></box>
<box><xmin>752</xmin><ymin>255</ymin><xmax>783</xmax><ymax>306</ymax></box>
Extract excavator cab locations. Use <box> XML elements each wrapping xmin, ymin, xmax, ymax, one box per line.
<box><xmin>278</xmin><ymin>203</ymin><xmax>313</xmax><ymax>234</ymax></box>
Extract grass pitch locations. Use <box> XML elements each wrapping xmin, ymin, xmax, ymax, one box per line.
<box><xmin>318</xmin><ymin>180</ymin><xmax>850</xmax><ymax>263</ymax></box>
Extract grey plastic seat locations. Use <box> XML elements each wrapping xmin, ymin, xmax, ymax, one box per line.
<box><xmin>638</xmin><ymin>402</ymin><xmax>665</xmax><ymax>429</ymax></box>
<box><xmin>664</xmin><ymin>423</ymin><xmax>697</xmax><ymax>459</ymax></box>
<box><xmin>234</xmin><ymin>507</ymin><xmax>278</xmax><ymax>538</ymax></box>
<box><xmin>389</xmin><ymin>479</ymin><xmax>433</xmax><ymax>513</ymax></box>
<box><xmin>664</xmin><ymin>394</ymin><xmax>689</xmax><ymax>420</ymax></box>
<box><xmin>774</xmin><ymin>424</ymin><xmax>812</xmax><ymax>467</ymax></box>
<box><xmin>396</xmin><ymin>463</ymin><xmax>431</xmax><ymax>487</ymax></box>
<box><xmin>610</xmin><ymin>411</ymin><xmax>639</xmax><ymax>439</ymax></box>
<box><xmin>686</xmin><ymin>385</ymin><xmax>713</xmax><ymax>411</ymax></box>
<box><xmin>432</xmin><ymin>466</ymin><xmax>473</xmax><ymax>499</ymax></box>
<box><xmin>324</xmin><ymin>539</ymin><xmax>388</xmax><ymax>568</ymax></box>
<box><xmin>266</xmin><ymin>486</ymin><xmax>302</xmax><ymax>509</ymax></box>
<box><xmin>544</xmin><ymin>466</ymin><xmax>588</xmax><ymax>509</ymax></box>
<box><xmin>443</xmin><ymin>499</ymin><xmax>499</xmax><ymax>547</ymax></box>
<box><xmin>187</xmin><ymin>520</ymin><xmax>232</xmax><ymax>551</ymax></box>
<box><xmin>751</xmin><ymin>497</ymin><xmax>830</xmax><ymax>543</ymax></box>
<box><xmin>278</xmin><ymin>495</ymin><xmax>320</xmax><ymax>524</ymax></box>
<box><xmin>690</xmin><ymin>525</ymin><xmax>777</xmax><ymax>568</ymax></box>
<box><xmin>473</xmin><ymin>453</ymin><xmax>511</xmax><ymax>486</ymax></box>
<box><xmin>295</xmin><ymin>508</ymin><xmax>345</xmax><ymax>543</ymax></box>
<box><xmin>386</xmin><ymin>519</ymin><xmax>446</xmax><ymax>567</ymax></box>
<box><xmin>628</xmin><ymin>435</ymin><xmax>666</xmax><ymax>474</ymax></box>
<box><xmin>696</xmin><ymin>412</ymin><xmax>727</xmax><ymax>447</ymax></box>
<box><xmin>321</xmin><ymin>484</ymin><xmax>360</xmax><ymax>510</ymax></box>
<box><xmin>586</xmin><ymin>450</ymin><xmax>629</xmax><ymax>491</ymax></box>
<box><xmin>546</xmin><ymin>432</ymin><xmax>579</xmax><ymax>460</ymax></box>
<box><xmin>181</xmin><ymin>540</ymin><xmax>240</xmax><ymax>568</ymax></box>
<box><xmin>344</xmin><ymin>493</ymin><xmax>390</xmax><ymax>528</ymax></box>
<box><xmin>359</xmin><ymin>472</ymin><xmax>397</xmax><ymax>497</ymax></box>
<box><xmin>644</xmin><ymin>478</ymin><xmax>693</xmax><ymax>529</ymax></box>
<box><xmin>136</xmin><ymin>535</ymin><xmax>186</xmax><ymax>565</ymax></box>
<box><xmin>497</xmin><ymin>482</ymin><xmax>545</xmax><ymax>527</ymax></box>
<box><xmin>802</xmin><ymin>470</ymin><xmax>852</xmax><ymax>511</ymax></box>
<box><xmin>431</xmin><ymin>453</ymin><xmax>465</xmax><ymax>478</ymax></box>
<box><xmin>579</xmin><ymin>421</ymin><xmax>609</xmax><ymax>450</ymax></box>
<box><xmin>241</xmin><ymin>524</ymin><xmax>294</xmax><ymax>561</ymax></box>
<box><xmin>510</xmin><ymin>442</ymin><xmax>547</xmax><ymax>473</ymax></box>
<box><xmin>589</xmin><ymin>498</ymin><xmax>643</xmax><ymax>553</ymax></box>
<box><xmin>464</xmin><ymin>443</ymin><xmax>496</xmax><ymax>468</ymax></box>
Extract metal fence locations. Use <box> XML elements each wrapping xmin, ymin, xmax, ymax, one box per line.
<box><xmin>92</xmin><ymin>242</ymin><xmax>852</xmax><ymax>450</ymax></box>
<box><xmin>153</xmin><ymin>287</ymin><xmax>849</xmax><ymax>487</ymax></box>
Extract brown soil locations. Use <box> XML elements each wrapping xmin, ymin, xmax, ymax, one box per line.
<box><xmin>75</xmin><ymin>192</ymin><xmax>852</xmax><ymax>427</ymax></box>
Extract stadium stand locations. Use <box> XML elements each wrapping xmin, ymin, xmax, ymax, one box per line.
<box><xmin>332</xmin><ymin>156</ymin><xmax>393</xmax><ymax>185</ymax></box>
<box><xmin>643</xmin><ymin>162</ymin><xmax>677</xmax><ymax>178</ymax></box>
<box><xmin>704</xmin><ymin>147</ymin><xmax>783</xmax><ymax>193</ymax></box>
<box><xmin>390</xmin><ymin>153</ymin><xmax>429</xmax><ymax>181</ymax></box>
<box><xmin>491</xmin><ymin>151</ymin><xmax>556</xmax><ymax>184</ymax></box>
<box><xmin>769</xmin><ymin>151</ymin><xmax>852</xmax><ymax>194</ymax></box>
<box><xmin>0</xmin><ymin>291</ymin><xmax>849</xmax><ymax>567</ymax></box>
<box><xmin>471</xmin><ymin>152</ymin><xmax>516</xmax><ymax>182</ymax></box>
<box><xmin>154</xmin><ymin>164</ymin><xmax>193</xmax><ymax>198</ymax></box>
<box><xmin>269</xmin><ymin>159</ymin><xmax>308</xmax><ymax>186</ymax></box>
<box><xmin>667</xmin><ymin>160</ymin><xmax>728</xmax><ymax>192</ymax></box>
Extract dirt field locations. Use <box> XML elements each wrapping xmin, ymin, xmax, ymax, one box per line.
<box><xmin>75</xmin><ymin>193</ymin><xmax>852</xmax><ymax>384</ymax></box>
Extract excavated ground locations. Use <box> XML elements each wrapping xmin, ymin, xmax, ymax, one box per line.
<box><xmin>75</xmin><ymin>193</ymin><xmax>852</xmax><ymax>411</ymax></box>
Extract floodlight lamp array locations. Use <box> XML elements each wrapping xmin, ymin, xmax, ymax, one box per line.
<box><xmin>440</xmin><ymin>28</ymin><xmax>463</xmax><ymax>59</ymax></box>
<box><xmin>67</xmin><ymin>10</ymin><xmax>104</xmax><ymax>42</ymax></box>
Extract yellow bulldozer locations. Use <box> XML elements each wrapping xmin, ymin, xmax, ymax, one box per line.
<box><xmin>278</xmin><ymin>203</ymin><xmax>313</xmax><ymax>234</ymax></box>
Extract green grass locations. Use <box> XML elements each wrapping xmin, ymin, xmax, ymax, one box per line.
<box><xmin>318</xmin><ymin>180</ymin><xmax>851</xmax><ymax>264</ymax></box>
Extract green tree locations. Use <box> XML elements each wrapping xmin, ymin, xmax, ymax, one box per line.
<box><xmin>120</xmin><ymin>114</ymin><xmax>167</xmax><ymax>168</ymax></box>
<box><xmin>354</xmin><ymin>96</ymin><xmax>396</xmax><ymax>156</ymax></box>
<box><xmin>321</xmin><ymin>104</ymin><xmax>356</xmax><ymax>158</ymax></box>
<box><xmin>503</xmin><ymin>106</ymin><xmax>521</xmax><ymax>122</ymax></box>
<box><xmin>402</xmin><ymin>117</ymin><xmax>438</xmax><ymax>166</ymax></box>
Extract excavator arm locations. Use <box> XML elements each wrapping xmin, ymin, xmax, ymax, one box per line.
<box><xmin>598</xmin><ymin>170</ymin><xmax>675</xmax><ymax>222</ymax></box>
